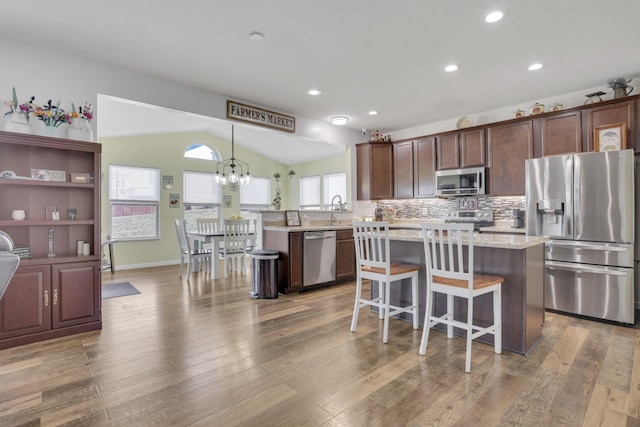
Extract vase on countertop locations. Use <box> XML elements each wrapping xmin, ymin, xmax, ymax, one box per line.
<box><xmin>2</xmin><ymin>112</ymin><xmax>32</xmax><ymax>134</ymax></box>
<box><xmin>67</xmin><ymin>118</ymin><xmax>93</xmax><ymax>142</ymax></box>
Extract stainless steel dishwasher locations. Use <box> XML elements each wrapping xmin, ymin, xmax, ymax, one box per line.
<box><xmin>303</xmin><ymin>230</ymin><xmax>336</xmax><ymax>287</ymax></box>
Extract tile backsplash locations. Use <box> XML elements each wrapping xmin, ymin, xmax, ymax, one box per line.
<box><xmin>356</xmin><ymin>196</ymin><xmax>526</xmax><ymax>221</ymax></box>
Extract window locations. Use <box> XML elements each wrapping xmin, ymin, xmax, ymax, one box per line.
<box><xmin>109</xmin><ymin>165</ymin><xmax>160</xmax><ymax>240</ymax></box>
<box><xmin>323</xmin><ymin>172</ymin><xmax>347</xmax><ymax>209</ymax></box>
<box><xmin>183</xmin><ymin>142</ymin><xmax>221</xmax><ymax>161</ymax></box>
<box><xmin>240</xmin><ymin>177</ymin><xmax>270</xmax><ymax>228</ymax></box>
<box><xmin>183</xmin><ymin>171</ymin><xmax>221</xmax><ymax>232</ymax></box>
<box><xmin>300</xmin><ymin>175</ymin><xmax>321</xmax><ymax>210</ymax></box>
<box><xmin>240</xmin><ymin>176</ymin><xmax>270</xmax><ymax>209</ymax></box>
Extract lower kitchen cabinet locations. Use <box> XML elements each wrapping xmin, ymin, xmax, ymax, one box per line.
<box><xmin>336</xmin><ymin>230</ymin><xmax>355</xmax><ymax>281</ymax></box>
<box><xmin>264</xmin><ymin>228</ymin><xmax>356</xmax><ymax>294</ymax></box>
<box><xmin>264</xmin><ymin>230</ymin><xmax>303</xmax><ymax>294</ymax></box>
<box><xmin>0</xmin><ymin>261</ymin><xmax>101</xmax><ymax>348</ymax></box>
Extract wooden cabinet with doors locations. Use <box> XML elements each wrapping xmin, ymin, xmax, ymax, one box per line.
<box><xmin>393</xmin><ymin>137</ymin><xmax>436</xmax><ymax>199</ymax></box>
<box><xmin>584</xmin><ymin>99</ymin><xmax>636</xmax><ymax>152</ymax></box>
<box><xmin>356</xmin><ymin>142</ymin><xmax>393</xmax><ymax>200</ymax></box>
<box><xmin>487</xmin><ymin>120</ymin><xmax>534</xmax><ymax>196</ymax></box>
<box><xmin>533</xmin><ymin>110</ymin><xmax>582</xmax><ymax>157</ymax></box>
<box><xmin>335</xmin><ymin>229</ymin><xmax>356</xmax><ymax>281</ymax></box>
<box><xmin>436</xmin><ymin>129</ymin><xmax>485</xmax><ymax>170</ymax></box>
<box><xmin>0</xmin><ymin>262</ymin><xmax>100</xmax><ymax>347</ymax></box>
<box><xmin>263</xmin><ymin>230</ymin><xmax>303</xmax><ymax>294</ymax></box>
<box><xmin>0</xmin><ymin>131</ymin><xmax>102</xmax><ymax>350</ymax></box>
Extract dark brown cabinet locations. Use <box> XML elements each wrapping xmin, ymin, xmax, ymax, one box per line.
<box><xmin>0</xmin><ymin>131</ymin><xmax>102</xmax><ymax>349</ymax></box>
<box><xmin>356</xmin><ymin>142</ymin><xmax>393</xmax><ymax>200</ymax></box>
<box><xmin>263</xmin><ymin>230</ymin><xmax>303</xmax><ymax>293</ymax></box>
<box><xmin>393</xmin><ymin>137</ymin><xmax>436</xmax><ymax>199</ymax></box>
<box><xmin>336</xmin><ymin>229</ymin><xmax>355</xmax><ymax>281</ymax></box>
<box><xmin>52</xmin><ymin>262</ymin><xmax>101</xmax><ymax>329</ymax></box>
<box><xmin>436</xmin><ymin>133</ymin><xmax>459</xmax><ymax>170</ymax></box>
<box><xmin>0</xmin><ymin>265</ymin><xmax>50</xmax><ymax>340</ymax></box>
<box><xmin>0</xmin><ymin>262</ymin><xmax>100</xmax><ymax>345</ymax></box>
<box><xmin>487</xmin><ymin>120</ymin><xmax>534</xmax><ymax>196</ymax></box>
<box><xmin>584</xmin><ymin>100</ymin><xmax>636</xmax><ymax>151</ymax></box>
<box><xmin>533</xmin><ymin>111</ymin><xmax>583</xmax><ymax>157</ymax></box>
<box><xmin>436</xmin><ymin>129</ymin><xmax>485</xmax><ymax>170</ymax></box>
<box><xmin>460</xmin><ymin>129</ymin><xmax>486</xmax><ymax>168</ymax></box>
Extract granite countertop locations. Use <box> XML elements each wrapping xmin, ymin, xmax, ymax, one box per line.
<box><xmin>387</xmin><ymin>229</ymin><xmax>547</xmax><ymax>250</ymax></box>
<box><xmin>263</xmin><ymin>224</ymin><xmax>353</xmax><ymax>232</ymax></box>
<box><xmin>264</xmin><ymin>223</ymin><xmax>545</xmax><ymax>249</ymax></box>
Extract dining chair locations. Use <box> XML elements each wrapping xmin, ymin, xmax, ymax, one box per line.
<box><xmin>351</xmin><ymin>221</ymin><xmax>420</xmax><ymax>344</ymax></box>
<box><xmin>220</xmin><ymin>219</ymin><xmax>251</xmax><ymax>278</ymax></box>
<box><xmin>174</xmin><ymin>219</ymin><xmax>212</xmax><ymax>278</ymax></box>
<box><xmin>196</xmin><ymin>217</ymin><xmax>218</xmax><ymax>251</ymax></box>
<box><xmin>244</xmin><ymin>219</ymin><xmax>257</xmax><ymax>255</ymax></box>
<box><xmin>419</xmin><ymin>222</ymin><xmax>504</xmax><ymax>373</ymax></box>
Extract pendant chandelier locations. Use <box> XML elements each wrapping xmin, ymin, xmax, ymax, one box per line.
<box><xmin>214</xmin><ymin>125</ymin><xmax>251</xmax><ymax>186</ymax></box>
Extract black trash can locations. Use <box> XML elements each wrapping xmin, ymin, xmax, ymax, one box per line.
<box><xmin>250</xmin><ymin>249</ymin><xmax>280</xmax><ymax>299</ymax></box>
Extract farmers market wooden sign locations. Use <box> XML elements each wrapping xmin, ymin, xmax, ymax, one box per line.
<box><xmin>226</xmin><ymin>100</ymin><xmax>295</xmax><ymax>133</ymax></box>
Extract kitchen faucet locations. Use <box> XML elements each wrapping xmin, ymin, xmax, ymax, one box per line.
<box><xmin>330</xmin><ymin>195</ymin><xmax>343</xmax><ymax>225</ymax></box>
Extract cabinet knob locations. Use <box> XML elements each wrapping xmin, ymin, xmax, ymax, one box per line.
<box><xmin>53</xmin><ymin>289</ymin><xmax>58</xmax><ymax>305</ymax></box>
<box><xmin>44</xmin><ymin>290</ymin><xmax>49</xmax><ymax>307</ymax></box>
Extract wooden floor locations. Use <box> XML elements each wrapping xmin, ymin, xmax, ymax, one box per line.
<box><xmin>1</xmin><ymin>263</ymin><xmax>640</xmax><ymax>426</ymax></box>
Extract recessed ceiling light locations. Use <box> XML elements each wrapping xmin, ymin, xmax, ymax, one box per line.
<box><xmin>330</xmin><ymin>116</ymin><xmax>349</xmax><ymax>126</ymax></box>
<box><xmin>368</xmin><ymin>110</ymin><xmax>378</xmax><ymax>115</ymax></box>
<box><xmin>249</xmin><ymin>32</ymin><xmax>264</xmax><ymax>42</ymax></box>
<box><xmin>485</xmin><ymin>11</ymin><xmax>504</xmax><ymax>23</ymax></box>
<box><xmin>444</xmin><ymin>64</ymin><xmax>458</xmax><ymax>72</ymax></box>
<box><xmin>528</xmin><ymin>63</ymin><xmax>543</xmax><ymax>71</ymax></box>
<box><xmin>308</xmin><ymin>89</ymin><xmax>321</xmax><ymax>96</ymax></box>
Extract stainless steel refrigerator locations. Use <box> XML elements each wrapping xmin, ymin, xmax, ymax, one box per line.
<box><xmin>525</xmin><ymin>149</ymin><xmax>635</xmax><ymax>324</ymax></box>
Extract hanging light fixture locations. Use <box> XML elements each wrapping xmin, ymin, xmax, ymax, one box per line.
<box><xmin>214</xmin><ymin>125</ymin><xmax>251</xmax><ymax>186</ymax></box>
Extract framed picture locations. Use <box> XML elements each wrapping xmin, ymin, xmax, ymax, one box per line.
<box><xmin>45</xmin><ymin>205</ymin><xmax>57</xmax><ymax>220</ymax></box>
<box><xmin>594</xmin><ymin>122</ymin><xmax>627</xmax><ymax>152</ymax></box>
<box><xmin>51</xmin><ymin>211</ymin><xmax>60</xmax><ymax>221</ymax></box>
<box><xmin>162</xmin><ymin>175</ymin><xmax>174</xmax><ymax>190</ymax></box>
<box><xmin>285</xmin><ymin>210</ymin><xmax>301</xmax><ymax>226</ymax></box>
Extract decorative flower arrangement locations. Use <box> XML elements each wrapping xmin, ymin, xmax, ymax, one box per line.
<box><xmin>607</xmin><ymin>77</ymin><xmax>632</xmax><ymax>90</ymax></box>
<box><xmin>3</xmin><ymin>87</ymin><xmax>34</xmax><ymax>120</ymax></box>
<box><xmin>30</xmin><ymin>99</ymin><xmax>72</xmax><ymax>127</ymax></box>
<box><xmin>71</xmin><ymin>102</ymin><xmax>94</xmax><ymax>122</ymax></box>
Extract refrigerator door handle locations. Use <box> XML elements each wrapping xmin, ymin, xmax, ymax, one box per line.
<box><xmin>546</xmin><ymin>260</ymin><xmax>629</xmax><ymax>276</ymax></box>
<box><xmin>545</xmin><ymin>242</ymin><xmax>630</xmax><ymax>252</ymax></box>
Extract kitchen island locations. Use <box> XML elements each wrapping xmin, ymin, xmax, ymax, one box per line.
<box><xmin>384</xmin><ymin>229</ymin><xmax>548</xmax><ymax>355</ymax></box>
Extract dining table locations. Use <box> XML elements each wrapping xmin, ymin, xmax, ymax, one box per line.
<box><xmin>188</xmin><ymin>231</ymin><xmax>255</xmax><ymax>280</ymax></box>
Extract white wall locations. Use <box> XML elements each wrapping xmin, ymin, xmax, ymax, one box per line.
<box><xmin>0</xmin><ymin>38</ymin><xmax>362</xmax><ymax>147</ymax></box>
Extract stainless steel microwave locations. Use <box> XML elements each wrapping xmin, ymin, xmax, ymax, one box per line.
<box><xmin>435</xmin><ymin>167</ymin><xmax>486</xmax><ymax>197</ymax></box>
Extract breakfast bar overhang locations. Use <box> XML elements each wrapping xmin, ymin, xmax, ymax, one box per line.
<box><xmin>380</xmin><ymin>229</ymin><xmax>549</xmax><ymax>355</ymax></box>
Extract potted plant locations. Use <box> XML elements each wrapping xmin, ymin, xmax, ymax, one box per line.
<box><xmin>607</xmin><ymin>77</ymin><xmax>634</xmax><ymax>98</ymax></box>
<box><xmin>272</xmin><ymin>188</ymin><xmax>282</xmax><ymax>210</ymax></box>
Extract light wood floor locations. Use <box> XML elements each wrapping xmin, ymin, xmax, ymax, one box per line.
<box><xmin>1</xmin><ymin>263</ymin><xmax>639</xmax><ymax>426</ymax></box>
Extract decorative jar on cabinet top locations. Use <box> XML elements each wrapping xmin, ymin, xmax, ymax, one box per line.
<box><xmin>67</xmin><ymin>118</ymin><xmax>94</xmax><ymax>142</ymax></box>
<box><xmin>2</xmin><ymin>112</ymin><xmax>32</xmax><ymax>134</ymax></box>
<box><xmin>529</xmin><ymin>102</ymin><xmax>545</xmax><ymax>115</ymax></box>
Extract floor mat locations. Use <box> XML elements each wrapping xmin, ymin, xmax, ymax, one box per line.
<box><xmin>102</xmin><ymin>282</ymin><xmax>140</xmax><ymax>299</ymax></box>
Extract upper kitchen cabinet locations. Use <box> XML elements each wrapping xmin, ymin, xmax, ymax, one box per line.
<box><xmin>356</xmin><ymin>142</ymin><xmax>393</xmax><ymax>200</ymax></box>
<box><xmin>487</xmin><ymin>120</ymin><xmax>534</xmax><ymax>196</ymax></box>
<box><xmin>393</xmin><ymin>137</ymin><xmax>436</xmax><ymax>199</ymax></box>
<box><xmin>436</xmin><ymin>129</ymin><xmax>485</xmax><ymax>170</ymax></box>
<box><xmin>584</xmin><ymin>99</ymin><xmax>636</xmax><ymax>152</ymax></box>
<box><xmin>533</xmin><ymin>111</ymin><xmax>582</xmax><ymax>157</ymax></box>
